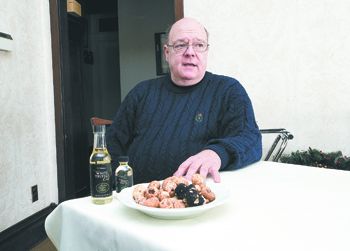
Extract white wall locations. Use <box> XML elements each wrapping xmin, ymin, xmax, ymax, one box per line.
<box><xmin>0</xmin><ymin>0</ymin><xmax>57</xmax><ymax>231</ymax></box>
<box><xmin>185</xmin><ymin>0</ymin><xmax>350</xmax><ymax>155</ymax></box>
<box><xmin>118</xmin><ymin>0</ymin><xmax>174</xmax><ymax>100</ymax></box>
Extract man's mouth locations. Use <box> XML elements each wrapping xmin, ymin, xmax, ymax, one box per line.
<box><xmin>182</xmin><ymin>63</ymin><xmax>197</xmax><ymax>67</ymax></box>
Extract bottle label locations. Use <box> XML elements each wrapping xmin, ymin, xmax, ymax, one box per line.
<box><xmin>116</xmin><ymin>171</ymin><xmax>133</xmax><ymax>193</ymax></box>
<box><xmin>90</xmin><ymin>163</ymin><xmax>112</xmax><ymax>198</ymax></box>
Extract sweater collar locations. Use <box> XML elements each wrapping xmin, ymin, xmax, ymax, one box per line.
<box><xmin>164</xmin><ymin>72</ymin><xmax>211</xmax><ymax>94</ymax></box>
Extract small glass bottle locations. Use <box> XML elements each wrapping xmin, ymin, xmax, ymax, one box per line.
<box><xmin>115</xmin><ymin>156</ymin><xmax>134</xmax><ymax>193</ymax></box>
<box><xmin>89</xmin><ymin>124</ymin><xmax>113</xmax><ymax>204</ymax></box>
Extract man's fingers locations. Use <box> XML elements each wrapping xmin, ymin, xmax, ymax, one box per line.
<box><xmin>184</xmin><ymin>161</ymin><xmax>202</xmax><ymax>181</ymax></box>
<box><xmin>208</xmin><ymin>167</ymin><xmax>221</xmax><ymax>183</ymax></box>
<box><xmin>173</xmin><ymin>159</ymin><xmax>192</xmax><ymax>176</ymax></box>
<box><xmin>199</xmin><ymin>167</ymin><xmax>209</xmax><ymax>179</ymax></box>
<box><xmin>175</xmin><ymin>150</ymin><xmax>222</xmax><ymax>183</ymax></box>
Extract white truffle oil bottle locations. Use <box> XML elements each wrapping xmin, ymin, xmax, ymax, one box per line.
<box><xmin>115</xmin><ymin>156</ymin><xmax>133</xmax><ymax>193</ymax></box>
<box><xmin>89</xmin><ymin>124</ymin><xmax>113</xmax><ymax>204</ymax></box>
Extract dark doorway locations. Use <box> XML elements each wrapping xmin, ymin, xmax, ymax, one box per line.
<box><xmin>50</xmin><ymin>0</ymin><xmax>120</xmax><ymax>201</ymax></box>
<box><xmin>66</xmin><ymin>0</ymin><xmax>120</xmax><ymax>199</ymax></box>
<box><xmin>49</xmin><ymin>0</ymin><xmax>183</xmax><ymax>203</ymax></box>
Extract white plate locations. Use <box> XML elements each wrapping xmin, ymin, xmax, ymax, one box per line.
<box><xmin>117</xmin><ymin>182</ymin><xmax>231</xmax><ymax>220</ymax></box>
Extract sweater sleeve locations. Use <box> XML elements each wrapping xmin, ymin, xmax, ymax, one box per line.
<box><xmin>204</xmin><ymin>81</ymin><xmax>262</xmax><ymax>170</ymax></box>
<box><xmin>106</xmin><ymin>86</ymin><xmax>139</xmax><ymax>166</ymax></box>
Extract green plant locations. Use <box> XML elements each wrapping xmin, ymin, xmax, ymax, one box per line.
<box><xmin>280</xmin><ymin>147</ymin><xmax>350</xmax><ymax>171</ymax></box>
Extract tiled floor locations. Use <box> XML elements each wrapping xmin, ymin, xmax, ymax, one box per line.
<box><xmin>30</xmin><ymin>238</ymin><xmax>57</xmax><ymax>251</ymax></box>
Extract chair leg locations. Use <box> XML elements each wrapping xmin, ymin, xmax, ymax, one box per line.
<box><xmin>264</xmin><ymin>135</ymin><xmax>281</xmax><ymax>161</ymax></box>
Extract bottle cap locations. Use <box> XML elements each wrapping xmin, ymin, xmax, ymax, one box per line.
<box><xmin>118</xmin><ymin>156</ymin><xmax>129</xmax><ymax>162</ymax></box>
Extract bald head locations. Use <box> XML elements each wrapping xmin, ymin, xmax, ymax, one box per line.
<box><xmin>167</xmin><ymin>18</ymin><xmax>208</xmax><ymax>44</ymax></box>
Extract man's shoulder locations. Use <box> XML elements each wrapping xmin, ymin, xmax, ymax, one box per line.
<box><xmin>207</xmin><ymin>72</ymin><xmax>241</xmax><ymax>88</ymax></box>
<box><xmin>206</xmin><ymin>72</ymin><xmax>249</xmax><ymax>99</ymax></box>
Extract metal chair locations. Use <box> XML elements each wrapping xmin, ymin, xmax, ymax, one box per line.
<box><xmin>260</xmin><ymin>128</ymin><xmax>294</xmax><ymax>162</ymax></box>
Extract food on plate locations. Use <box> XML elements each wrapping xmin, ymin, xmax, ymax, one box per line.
<box><xmin>143</xmin><ymin>197</ymin><xmax>160</xmax><ymax>207</ymax></box>
<box><xmin>132</xmin><ymin>184</ymin><xmax>147</xmax><ymax>203</ymax></box>
<box><xmin>132</xmin><ymin>174</ymin><xmax>216</xmax><ymax>208</ymax></box>
<box><xmin>181</xmin><ymin>184</ymin><xmax>205</xmax><ymax>207</ymax></box>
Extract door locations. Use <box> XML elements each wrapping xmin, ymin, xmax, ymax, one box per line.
<box><xmin>66</xmin><ymin>15</ymin><xmax>91</xmax><ymax>198</ymax></box>
<box><xmin>88</xmin><ymin>14</ymin><xmax>120</xmax><ymax>121</ymax></box>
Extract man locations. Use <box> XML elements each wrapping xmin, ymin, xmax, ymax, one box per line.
<box><xmin>107</xmin><ymin>17</ymin><xmax>262</xmax><ymax>184</ymax></box>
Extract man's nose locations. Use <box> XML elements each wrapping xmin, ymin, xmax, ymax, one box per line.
<box><xmin>184</xmin><ymin>44</ymin><xmax>196</xmax><ymax>55</ymax></box>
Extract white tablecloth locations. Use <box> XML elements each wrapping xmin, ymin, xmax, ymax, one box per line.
<box><xmin>45</xmin><ymin>161</ymin><xmax>350</xmax><ymax>251</ymax></box>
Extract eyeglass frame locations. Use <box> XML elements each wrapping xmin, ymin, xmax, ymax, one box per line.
<box><xmin>166</xmin><ymin>40</ymin><xmax>210</xmax><ymax>54</ymax></box>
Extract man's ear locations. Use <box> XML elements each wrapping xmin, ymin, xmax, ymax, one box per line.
<box><xmin>163</xmin><ymin>45</ymin><xmax>169</xmax><ymax>62</ymax></box>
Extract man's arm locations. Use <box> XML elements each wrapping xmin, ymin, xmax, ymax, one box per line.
<box><xmin>174</xmin><ymin>80</ymin><xmax>262</xmax><ymax>181</ymax></box>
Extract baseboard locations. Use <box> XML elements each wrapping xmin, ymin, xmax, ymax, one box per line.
<box><xmin>0</xmin><ymin>203</ymin><xmax>57</xmax><ymax>251</ymax></box>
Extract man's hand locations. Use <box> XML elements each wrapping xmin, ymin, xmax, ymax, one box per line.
<box><xmin>174</xmin><ymin>149</ymin><xmax>221</xmax><ymax>182</ymax></box>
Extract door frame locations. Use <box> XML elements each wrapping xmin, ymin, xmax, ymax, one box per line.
<box><xmin>49</xmin><ymin>0</ymin><xmax>70</xmax><ymax>202</ymax></box>
<box><xmin>49</xmin><ymin>0</ymin><xmax>184</xmax><ymax>202</ymax></box>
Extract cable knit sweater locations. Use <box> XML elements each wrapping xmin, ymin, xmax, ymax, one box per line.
<box><xmin>106</xmin><ymin>71</ymin><xmax>262</xmax><ymax>184</ymax></box>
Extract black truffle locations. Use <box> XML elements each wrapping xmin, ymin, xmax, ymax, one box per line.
<box><xmin>174</xmin><ymin>183</ymin><xmax>187</xmax><ymax>199</ymax></box>
<box><xmin>184</xmin><ymin>186</ymin><xmax>205</xmax><ymax>207</ymax></box>
<box><xmin>175</xmin><ymin>183</ymin><xmax>206</xmax><ymax>207</ymax></box>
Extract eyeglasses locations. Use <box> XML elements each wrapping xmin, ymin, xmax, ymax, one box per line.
<box><xmin>167</xmin><ymin>41</ymin><xmax>209</xmax><ymax>53</ymax></box>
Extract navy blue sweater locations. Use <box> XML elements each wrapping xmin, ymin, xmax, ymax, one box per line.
<box><xmin>107</xmin><ymin>72</ymin><xmax>262</xmax><ymax>184</ymax></box>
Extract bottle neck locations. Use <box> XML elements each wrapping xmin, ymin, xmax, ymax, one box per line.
<box><xmin>119</xmin><ymin>161</ymin><xmax>128</xmax><ymax>165</ymax></box>
<box><xmin>93</xmin><ymin>132</ymin><xmax>107</xmax><ymax>149</ymax></box>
